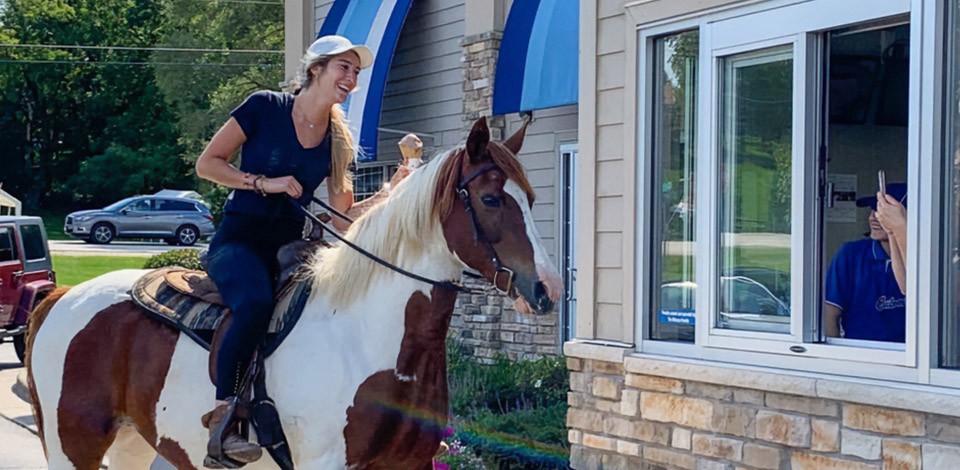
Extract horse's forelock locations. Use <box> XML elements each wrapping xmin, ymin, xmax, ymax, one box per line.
<box><xmin>431</xmin><ymin>142</ymin><xmax>534</xmax><ymax>222</ymax></box>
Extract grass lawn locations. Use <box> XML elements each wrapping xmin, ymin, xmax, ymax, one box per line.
<box><xmin>53</xmin><ymin>255</ymin><xmax>149</xmax><ymax>287</ymax></box>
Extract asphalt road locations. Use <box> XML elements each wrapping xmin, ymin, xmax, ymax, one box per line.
<box><xmin>0</xmin><ymin>343</ymin><xmax>175</xmax><ymax>469</ymax></box>
<box><xmin>49</xmin><ymin>240</ymin><xmax>209</xmax><ymax>257</ymax></box>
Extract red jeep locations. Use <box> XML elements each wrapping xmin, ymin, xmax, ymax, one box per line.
<box><xmin>0</xmin><ymin>216</ymin><xmax>56</xmax><ymax>363</ymax></box>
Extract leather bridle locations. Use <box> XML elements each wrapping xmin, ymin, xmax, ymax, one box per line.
<box><xmin>454</xmin><ymin>162</ymin><xmax>515</xmax><ymax>295</ymax></box>
<box><xmin>294</xmin><ymin>158</ymin><xmax>516</xmax><ymax>295</ymax></box>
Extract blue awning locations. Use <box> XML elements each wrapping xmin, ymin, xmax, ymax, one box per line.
<box><xmin>318</xmin><ymin>0</ymin><xmax>414</xmax><ymax>162</ymax></box>
<box><xmin>492</xmin><ymin>0</ymin><xmax>579</xmax><ymax>115</ymax></box>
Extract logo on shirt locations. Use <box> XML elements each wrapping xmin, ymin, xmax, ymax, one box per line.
<box><xmin>875</xmin><ymin>295</ymin><xmax>905</xmax><ymax>311</ymax></box>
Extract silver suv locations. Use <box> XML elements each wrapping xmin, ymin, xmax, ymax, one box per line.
<box><xmin>65</xmin><ymin>196</ymin><xmax>215</xmax><ymax>245</ymax></box>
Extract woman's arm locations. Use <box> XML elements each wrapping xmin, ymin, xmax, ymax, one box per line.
<box><xmin>196</xmin><ymin>118</ymin><xmax>304</xmax><ymax>198</ymax></box>
<box><xmin>195</xmin><ymin>118</ymin><xmax>255</xmax><ymax>189</ymax></box>
<box><xmin>325</xmin><ymin>166</ymin><xmax>412</xmax><ymax>232</ymax></box>
<box><xmin>887</xmin><ymin>232</ymin><xmax>907</xmax><ymax>294</ymax></box>
<box><xmin>327</xmin><ymin>184</ymin><xmax>354</xmax><ymax>232</ymax></box>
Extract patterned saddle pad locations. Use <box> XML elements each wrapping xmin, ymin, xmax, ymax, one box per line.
<box><xmin>131</xmin><ymin>267</ymin><xmax>312</xmax><ymax>356</ymax></box>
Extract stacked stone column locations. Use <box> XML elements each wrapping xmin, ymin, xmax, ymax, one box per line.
<box><xmin>461</xmin><ymin>31</ymin><xmax>505</xmax><ymax>140</ymax></box>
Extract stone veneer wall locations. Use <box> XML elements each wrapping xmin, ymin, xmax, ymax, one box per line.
<box><xmin>566</xmin><ymin>357</ymin><xmax>960</xmax><ymax>470</ymax></box>
<box><xmin>449</xmin><ymin>275</ymin><xmax>561</xmax><ymax>363</ymax></box>
<box><xmin>461</xmin><ymin>31</ymin><xmax>505</xmax><ymax>140</ymax></box>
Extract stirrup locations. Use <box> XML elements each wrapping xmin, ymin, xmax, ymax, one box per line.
<box><xmin>205</xmin><ymin>400</ymin><xmax>255</xmax><ymax>469</ymax></box>
<box><xmin>203</xmin><ymin>454</ymin><xmax>245</xmax><ymax>469</ymax></box>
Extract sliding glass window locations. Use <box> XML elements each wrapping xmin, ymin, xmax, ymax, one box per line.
<box><xmin>717</xmin><ymin>46</ymin><xmax>794</xmax><ymax>334</ymax></box>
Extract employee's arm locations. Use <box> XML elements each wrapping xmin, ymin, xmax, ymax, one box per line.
<box><xmin>877</xmin><ymin>193</ymin><xmax>908</xmax><ymax>294</ymax></box>
<box><xmin>823</xmin><ymin>304</ymin><xmax>842</xmax><ymax>338</ymax></box>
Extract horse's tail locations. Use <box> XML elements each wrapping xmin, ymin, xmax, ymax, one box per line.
<box><xmin>25</xmin><ymin>286</ymin><xmax>71</xmax><ymax>457</ymax></box>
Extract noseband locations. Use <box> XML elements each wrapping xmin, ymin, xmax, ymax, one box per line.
<box><xmin>295</xmin><ymin>159</ymin><xmax>516</xmax><ymax>294</ymax></box>
<box><xmin>455</xmin><ymin>162</ymin><xmax>516</xmax><ymax>295</ymax></box>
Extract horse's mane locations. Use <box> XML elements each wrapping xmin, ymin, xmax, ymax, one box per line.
<box><xmin>309</xmin><ymin>141</ymin><xmax>534</xmax><ymax>309</ymax></box>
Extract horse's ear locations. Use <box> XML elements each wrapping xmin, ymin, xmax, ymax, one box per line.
<box><xmin>502</xmin><ymin>120</ymin><xmax>528</xmax><ymax>155</ymax></box>
<box><xmin>466</xmin><ymin>117</ymin><xmax>490</xmax><ymax>163</ymax></box>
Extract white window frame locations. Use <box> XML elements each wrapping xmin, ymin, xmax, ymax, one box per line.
<box><xmin>352</xmin><ymin>163</ymin><xmax>398</xmax><ymax>202</ymax></box>
<box><xmin>635</xmin><ymin>0</ymin><xmax>941</xmax><ymax>384</ymax></box>
<box><xmin>560</xmin><ymin>143</ymin><xmax>579</xmax><ymax>343</ymax></box>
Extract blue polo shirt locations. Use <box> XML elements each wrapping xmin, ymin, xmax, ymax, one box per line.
<box><xmin>825</xmin><ymin>238</ymin><xmax>905</xmax><ymax>342</ymax></box>
<box><xmin>223</xmin><ymin>90</ymin><xmax>332</xmax><ymax>221</ymax></box>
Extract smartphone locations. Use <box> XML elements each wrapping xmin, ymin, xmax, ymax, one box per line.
<box><xmin>878</xmin><ymin>170</ymin><xmax>886</xmax><ymax>195</ymax></box>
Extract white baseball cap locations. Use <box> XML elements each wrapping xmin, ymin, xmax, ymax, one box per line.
<box><xmin>304</xmin><ymin>35</ymin><xmax>374</xmax><ymax>69</ymax></box>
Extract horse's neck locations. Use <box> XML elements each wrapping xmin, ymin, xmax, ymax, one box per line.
<box><xmin>393</xmin><ymin>286</ymin><xmax>458</xmax><ymax>418</ymax></box>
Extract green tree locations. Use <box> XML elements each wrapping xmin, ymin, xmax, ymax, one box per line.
<box><xmin>0</xmin><ymin>0</ymin><xmax>282</xmax><ymax>214</ymax></box>
<box><xmin>0</xmin><ymin>0</ymin><xmax>188</xmax><ymax>209</ymax></box>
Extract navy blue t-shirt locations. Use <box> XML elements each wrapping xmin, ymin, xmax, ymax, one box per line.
<box><xmin>825</xmin><ymin>238</ymin><xmax>906</xmax><ymax>342</ymax></box>
<box><xmin>224</xmin><ymin>91</ymin><xmax>332</xmax><ymax>221</ymax></box>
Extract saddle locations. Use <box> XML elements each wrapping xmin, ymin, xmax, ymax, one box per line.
<box><xmin>131</xmin><ymin>267</ymin><xmax>312</xmax><ymax>383</ymax></box>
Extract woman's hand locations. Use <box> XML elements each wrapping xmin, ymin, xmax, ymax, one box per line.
<box><xmin>875</xmin><ymin>192</ymin><xmax>906</xmax><ymax>236</ymax></box>
<box><xmin>259</xmin><ymin>176</ymin><xmax>303</xmax><ymax>199</ymax></box>
<box><xmin>388</xmin><ymin>166</ymin><xmax>411</xmax><ymax>188</ymax></box>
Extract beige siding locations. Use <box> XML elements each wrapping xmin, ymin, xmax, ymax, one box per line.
<box><xmin>585</xmin><ymin>1</ymin><xmax>631</xmax><ymax>343</ymax></box>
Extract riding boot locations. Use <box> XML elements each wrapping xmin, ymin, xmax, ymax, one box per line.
<box><xmin>202</xmin><ymin>401</ymin><xmax>263</xmax><ymax>465</ymax></box>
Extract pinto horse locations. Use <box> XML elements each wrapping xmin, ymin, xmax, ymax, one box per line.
<box><xmin>25</xmin><ymin>117</ymin><xmax>562</xmax><ymax>470</ymax></box>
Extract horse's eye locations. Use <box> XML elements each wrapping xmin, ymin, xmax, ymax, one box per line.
<box><xmin>481</xmin><ymin>195</ymin><xmax>501</xmax><ymax>208</ymax></box>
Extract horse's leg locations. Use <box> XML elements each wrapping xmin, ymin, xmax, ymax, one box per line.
<box><xmin>104</xmin><ymin>425</ymin><xmax>158</xmax><ymax>470</ymax></box>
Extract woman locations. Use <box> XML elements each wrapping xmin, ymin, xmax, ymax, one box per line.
<box><xmin>195</xmin><ymin>35</ymin><xmax>376</xmax><ymax>465</ymax></box>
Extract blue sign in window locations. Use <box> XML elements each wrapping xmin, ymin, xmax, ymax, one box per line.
<box><xmin>658</xmin><ymin>310</ymin><xmax>695</xmax><ymax>326</ymax></box>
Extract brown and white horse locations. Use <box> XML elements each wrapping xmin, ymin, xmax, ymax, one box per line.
<box><xmin>25</xmin><ymin>117</ymin><xmax>562</xmax><ymax>470</ymax></box>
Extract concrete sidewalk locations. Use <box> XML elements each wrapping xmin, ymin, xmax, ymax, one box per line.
<box><xmin>0</xmin><ymin>345</ymin><xmax>46</xmax><ymax>469</ymax></box>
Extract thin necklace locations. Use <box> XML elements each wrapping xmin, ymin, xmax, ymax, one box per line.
<box><xmin>294</xmin><ymin>103</ymin><xmax>321</xmax><ymax>129</ymax></box>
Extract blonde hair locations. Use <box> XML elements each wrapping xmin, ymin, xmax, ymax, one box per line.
<box><xmin>292</xmin><ymin>56</ymin><xmax>354</xmax><ymax>194</ymax></box>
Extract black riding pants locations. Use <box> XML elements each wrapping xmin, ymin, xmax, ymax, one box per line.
<box><xmin>206</xmin><ymin>213</ymin><xmax>302</xmax><ymax>400</ymax></box>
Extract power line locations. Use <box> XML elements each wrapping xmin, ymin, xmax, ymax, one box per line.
<box><xmin>0</xmin><ymin>43</ymin><xmax>282</xmax><ymax>54</ymax></box>
<box><xmin>0</xmin><ymin>58</ymin><xmax>280</xmax><ymax>67</ymax></box>
<box><xmin>206</xmin><ymin>0</ymin><xmax>283</xmax><ymax>4</ymax></box>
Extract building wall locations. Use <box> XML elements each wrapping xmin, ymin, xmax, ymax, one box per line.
<box><xmin>566</xmin><ymin>344</ymin><xmax>960</xmax><ymax>470</ymax></box>
<box><xmin>571</xmin><ymin>1</ymin><xmax>960</xmax><ymax>468</ymax></box>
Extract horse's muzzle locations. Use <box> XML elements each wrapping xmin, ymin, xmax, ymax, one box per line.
<box><xmin>534</xmin><ymin>281</ymin><xmax>554</xmax><ymax>314</ymax></box>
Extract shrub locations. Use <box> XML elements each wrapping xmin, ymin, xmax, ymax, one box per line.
<box><xmin>447</xmin><ymin>340</ymin><xmax>568</xmax><ymax>419</ymax></box>
<box><xmin>143</xmin><ymin>249</ymin><xmax>204</xmax><ymax>270</ymax></box>
<box><xmin>445</xmin><ymin>339</ymin><xmax>571</xmax><ymax>469</ymax></box>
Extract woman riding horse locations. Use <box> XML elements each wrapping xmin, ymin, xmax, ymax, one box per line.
<box><xmin>27</xmin><ymin>116</ymin><xmax>562</xmax><ymax>470</ymax></box>
<box><xmin>195</xmin><ymin>35</ymin><xmax>398</xmax><ymax>464</ymax></box>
